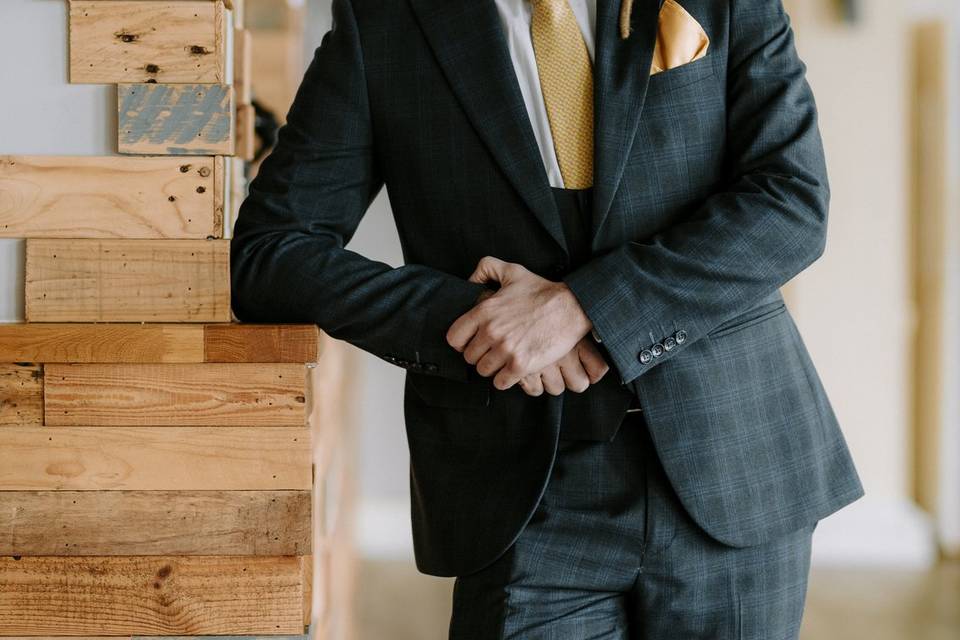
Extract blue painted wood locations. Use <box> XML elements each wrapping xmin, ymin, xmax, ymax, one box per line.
<box><xmin>118</xmin><ymin>84</ymin><xmax>234</xmax><ymax>155</ymax></box>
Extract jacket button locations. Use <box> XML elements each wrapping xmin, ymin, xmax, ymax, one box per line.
<box><xmin>651</xmin><ymin>343</ymin><xmax>664</xmax><ymax>357</ymax></box>
<box><xmin>639</xmin><ymin>349</ymin><xmax>653</xmax><ymax>364</ymax></box>
<box><xmin>663</xmin><ymin>336</ymin><xmax>677</xmax><ymax>351</ymax></box>
<box><xmin>424</xmin><ymin>363</ymin><xmax>439</xmax><ymax>373</ymax></box>
<box><xmin>675</xmin><ymin>330</ymin><xmax>687</xmax><ymax>344</ymax></box>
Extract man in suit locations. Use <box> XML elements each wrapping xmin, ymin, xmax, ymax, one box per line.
<box><xmin>230</xmin><ymin>0</ymin><xmax>865</xmax><ymax>636</ymax></box>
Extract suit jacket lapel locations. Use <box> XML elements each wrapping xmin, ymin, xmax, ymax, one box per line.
<box><xmin>408</xmin><ymin>0</ymin><xmax>568</xmax><ymax>256</ymax></box>
<box><xmin>591</xmin><ymin>0</ymin><xmax>661</xmax><ymax>248</ymax></box>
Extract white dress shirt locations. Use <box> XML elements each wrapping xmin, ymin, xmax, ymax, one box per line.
<box><xmin>492</xmin><ymin>0</ymin><xmax>597</xmax><ymax>189</ymax></box>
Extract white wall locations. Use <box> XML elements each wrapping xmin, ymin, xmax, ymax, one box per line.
<box><xmin>0</xmin><ymin>0</ymin><xmax>116</xmax><ymax>322</ymax></box>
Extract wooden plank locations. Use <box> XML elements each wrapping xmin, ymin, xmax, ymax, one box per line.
<box><xmin>213</xmin><ymin>154</ymin><xmax>226</xmax><ymax>235</ymax></box>
<box><xmin>136</xmin><ymin>635</ymin><xmax>307</xmax><ymax>640</ymax></box>
<box><xmin>2</xmin><ymin>637</ymin><xmax>131</xmax><ymax>640</ymax></box>
<box><xmin>0</xmin><ymin>555</ymin><xmax>304</xmax><ymax>635</ymax></box>
<box><xmin>115</xmin><ymin>0</ymin><xmax>233</xmax><ymax>7</ymax></box>
<box><xmin>44</xmin><ymin>363</ymin><xmax>306</xmax><ymax>426</ymax></box>
<box><xmin>118</xmin><ymin>83</ymin><xmax>235</xmax><ymax>156</ymax></box>
<box><xmin>236</xmin><ymin>102</ymin><xmax>256</xmax><ymax>162</ymax></box>
<box><xmin>204</xmin><ymin>324</ymin><xmax>322</xmax><ymax>363</ymax></box>
<box><xmin>301</xmin><ymin>554</ymin><xmax>313</xmax><ymax>628</ymax></box>
<box><xmin>0</xmin><ymin>364</ymin><xmax>42</xmax><ymax>426</ymax></box>
<box><xmin>228</xmin><ymin>154</ymin><xmax>246</xmax><ymax>231</ymax></box>
<box><xmin>0</xmin><ymin>490</ymin><xmax>310</xmax><ymax>555</ymax></box>
<box><xmin>0</xmin><ymin>323</ymin><xmax>204</xmax><ymax>362</ymax></box>
<box><xmin>0</xmin><ymin>323</ymin><xmax>319</xmax><ymax>363</ymax></box>
<box><xmin>234</xmin><ymin>28</ymin><xmax>252</xmax><ymax>104</ymax></box>
<box><xmin>0</xmin><ymin>426</ymin><xmax>310</xmax><ymax>490</ymax></box>
<box><xmin>69</xmin><ymin>1</ymin><xmax>226</xmax><ymax>84</ymax></box>
<box><xmin>135</xmin><ymin>632</ymin><xmax>306</xmax><ymax>640</ymax></box>
<box><xmin>0</xmin><ymin>155</ymin><xmax>219</xmax><ymax>239</ymax></box>
<box><xmin>25</xmin><ymin>238</ymin><xmax>231</xmax><ymax>322</ymax></box>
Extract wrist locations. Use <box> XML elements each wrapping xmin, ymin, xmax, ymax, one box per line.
<box><xmin>555</xmin><ymin>282</ymin><xmax>592</xmax><ymax>339</ymax></box>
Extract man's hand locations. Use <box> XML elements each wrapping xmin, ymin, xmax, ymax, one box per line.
<box><xmin>446</xmin><ymin>256</ymin><xmax>593</xmax><ymax>390</ymax></box>
<box><xmin>518</xmin><ymin>337</ymin><xmax>609</xmax><ymax>396</ymax></box>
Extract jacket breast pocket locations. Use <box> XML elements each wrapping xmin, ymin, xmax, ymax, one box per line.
<box><xmin>644</xmin><ymin>55</ymin><xmax>719</xmax><ymax>102</ymax></box>
<box><xmin>406</xmin><ymin>371</ymin><xmax>491</xmax><ymax>409</ymax></box>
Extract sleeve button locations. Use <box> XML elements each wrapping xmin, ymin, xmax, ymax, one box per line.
<box><xmin>663</xmin><ymin>336</ymin><xmax>677</xmax><ymax>351</ymax></box>
<box><xmin>675</xmin><ymin>330</ymin><xmax>687</xmax><ymax>344</ymax></box>
<box><xmin>651</xmin><ymin>343</ymin><xmax>664</xmax><ymax>357</ymax></box>
<box><xmin>639</xmin><ymin>349</ymin><xmax>653</xmax><ymax>364</ymax></box>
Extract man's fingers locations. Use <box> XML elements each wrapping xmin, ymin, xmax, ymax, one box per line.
<box><xmin>468</xmin><ymin>256</ymin><xmax>509</xmax><ymax>285</ymax></box>
<box><xmin>492</xmin><ymin>363</ymin><xmax>525</xmax><ymax>391</ymax></box>
<box><xmin>577</xmin><ymin>340</ymin><xmax>610</xmax><ymax>384</ymax></box>
<box><xmin>446</xmin><ymin>307</ymin><xmax>481</xmax><ymax>352</ymax></box>
<box><xmin>462</xmin><ymin>335</ymin><xmax>492</xmax><ymax>366</ymax></box>
<box><xmin>539</xmin><ymin>365</ymin><xmax>565</xmax><ymax>396</ymax></box>
<box><xmin>520</xmin><ymin>374</ymin><xmax>544</xmax><ymax>397</ymax></box>
<box><xmin>558</xmin><ymin>355</ymin><xmax>590</xmax><ymax>393</ymax></box>
<box><xmin>475</xmin><ymin>348</ymin><xmax>509</xmax><ymax>378</ymax></box>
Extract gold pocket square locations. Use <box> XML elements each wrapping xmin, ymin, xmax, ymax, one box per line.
<box><xmin>620</xmin><ymin>0</ymin><xmax>710</xmax><ymax>74</ymax></box>
<box><xmin>650</xmin><ymin>0</ymin><xmax>709</xmax><ymax>74</ymax></box>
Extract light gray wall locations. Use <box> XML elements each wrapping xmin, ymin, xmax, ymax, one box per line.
<box><xmin>0</xmin><ymin>0</ymin><xmax>116</xmax><ymax>323</ymax></box>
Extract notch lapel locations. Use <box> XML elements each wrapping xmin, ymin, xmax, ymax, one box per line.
<box><xmin>591</xmin><ymin>0</ymin><xmax>662</xmax><ymax>248</ymax></box>
<box><xmin>408</xmin><ymin>0</ymin><xmax>568</xmax><ymax>256</ymax></box>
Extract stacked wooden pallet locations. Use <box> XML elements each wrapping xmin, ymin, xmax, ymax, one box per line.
<box><xmin>0</xmin><ymin>325</ymin><xmax>318</xmax><ymax>635</ymax></box>
<box><xmin>0</xmin><ymin>1</ymin><xmax>355</xmax><ymax>638</ymax></box>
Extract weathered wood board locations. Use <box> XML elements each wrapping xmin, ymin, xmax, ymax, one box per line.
<box><xmin>236</xmin><ymin>102</ymin><xmax>256</xmax><ymax>161</ymax></box>
<box><xmin>301</xmin><ymin>554</ymin><xmax>313</xmax><ymax>627</ymax></box>
<box><xmin>43</xmin><ymin>362</ymin><xmax>306</xmax><ymax>426</ymax></box>
<box><xmin>0</xmin><ymin>490</ymin><xmax>311</xmax><ymax>555</ymax></box>
<box><xmin>113</xmin><ymin>0</ymin><xmax>233</xmax><ymax>6</ymax></box>
<box><xmin>204</xmin><ymin>324</ymin><xmax>323</xmax><ymax>362</ymax></box>
<box><xmin>0</xmin><ymin>363</ymin><xmax>42</xmax><ymax>426</ymax></box>
<box><xmin>136</xmin><ymin>634</ymin><xmax>308</xmax><ymax>640</ymax></box>
<box><xmin>0</xmin><ymin>323</ymin><xmax>321</xmax><ymax>363</ymax></box>
<box><xmin>118</xmin><ymin>84</ymin><xmax>235</xmax><ymax>155</ymax></box>
<box><xmin>69</xmin><ymin>1</ymin><xmax>226</xmax><ymax>84</ymax></box>
<box><xmin>234</xmin><ymin>28</ymin><xmax>252</xmax><ymax>104</ymax></box>
<box><xmin>25</xmin><ymin>238</ymin><xmax>231</xmax><ymax>322</ymax></box>
<box><xmin>0</xmin><ymin>555</ymin><xmax>305</xmax><ymax>635</ymax></box>
<box><xmin>0</xmin><ymin>155</ymin><xmax>221</xmax><ymax>239</ymax></box>
<box><xmin>0</xmin><ymin>426</ymin><xmax>311</xmax><ymax>490</ymax></box>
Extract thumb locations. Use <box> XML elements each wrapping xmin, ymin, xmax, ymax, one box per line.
<box><xmin>468</xmin><ymin>256</ymin><xmax>509</xmax><ymax>285</ymax></box>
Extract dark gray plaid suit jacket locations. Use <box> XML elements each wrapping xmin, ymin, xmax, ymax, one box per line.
<box><xmin>230</xmin><ymin>0</ymin><xmax>865</xmax><ymax>577</ymax></box>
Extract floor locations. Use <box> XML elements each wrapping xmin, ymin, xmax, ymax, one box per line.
<box><xmin>356</xmin><ymin>560</ymin><xmax>960</xmax><ymax>639</ymax></box>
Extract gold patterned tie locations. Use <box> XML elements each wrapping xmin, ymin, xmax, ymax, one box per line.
<box><xmin>529</xmin><ymin>0</ymin><xmax>594</xmax><ymax>189</ymax></box>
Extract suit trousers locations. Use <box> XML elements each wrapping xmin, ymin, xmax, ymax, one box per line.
<box><xmin>448</xmin><ymin>411</ymin><xmax>816</xmax><ymax>639</ymax></box>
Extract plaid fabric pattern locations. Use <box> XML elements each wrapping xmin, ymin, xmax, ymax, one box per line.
<box><xmin>450</xmin><ymin>413</ymin><xmax>815</xmax><ymax>638</ymax></box>
<box><xmin>230</xmin><ymin>0</ymin><xmax>864</xmax><ymax>577</ymax></box>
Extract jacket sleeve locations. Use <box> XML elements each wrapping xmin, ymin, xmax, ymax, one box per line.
<box><xmin>562</xmin><ymin>0</ymin><xmax>829</xmax><ymax>385</ymax></box>
<box><xmin>229</xmin><ymin>0</ymin><xmax>487</xmax><ymax>382</ymax></box>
